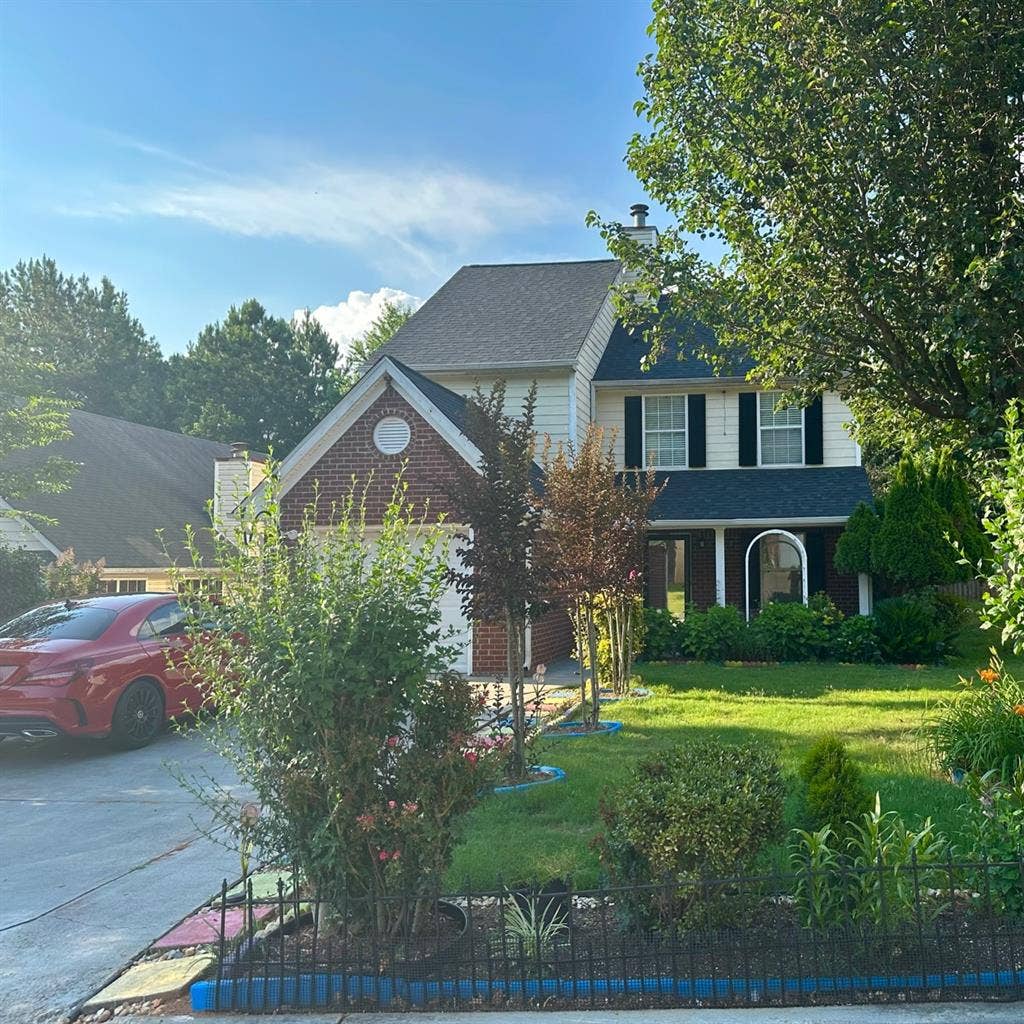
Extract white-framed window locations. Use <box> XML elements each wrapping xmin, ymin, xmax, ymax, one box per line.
<box><xmin>643</xmin><ymin>394</ymin><xmax>687</xmax><ymax>469</ymax></box>
<box><xmin>103</xmin><ymin>578</ymin><xmax>146</xmax><ymax>594</ymax></box>
<box><xmin>758</xmin><ymin>391</ymin><xmax>803</xmax><ymax>466</ymax></box>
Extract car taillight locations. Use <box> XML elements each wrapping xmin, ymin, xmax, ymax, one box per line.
<box><xmin>22</xmin><ymin>659</ymin><xmax>95</xmax><ymax>687</ymax></box>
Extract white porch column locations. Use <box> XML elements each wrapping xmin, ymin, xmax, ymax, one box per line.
<box><xmin>714</xmin><ymin>528</ymin><xmax>726</xmax><ymax>606</ymax></box>
<box><xmin>858</xmin><ymin>573</ymin><xmax>873</xmax><ymax>616</ymax></box>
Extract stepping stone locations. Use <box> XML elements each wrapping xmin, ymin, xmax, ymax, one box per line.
<box><xmin>84</xmin><ymin>953</ymin><xmax>215</xmax><ymax>1009</ymax></box>
<box><xmin>153</xmin><ymin>905</ymin><xmax>275</xmax><ymax>948</ymax></box>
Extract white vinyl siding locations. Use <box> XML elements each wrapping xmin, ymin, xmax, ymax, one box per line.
<box><xmin>593</xmin><ymin>386</ymin><xmax>858</xmax><ymax>470</ymax></box>
<box><xmin>758</xmin><ymin>392</ymin><xmax>803</xmax><ymax>466</ymax></box>
<box><xmin>574</xmin><ymin>288</ymin><xmax>619</xmax><ymax>445</ymax></box>
<box><xmin>643</xmin><ymin>395</ymin><xmax>687</xmax><ymax>469</ymax></box>
<box><xmin>428</xmin><ymin>371</ymin><xmax>574</xmax><ymax>450</ymax></box>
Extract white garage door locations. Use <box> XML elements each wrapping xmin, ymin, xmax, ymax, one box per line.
<box><xmin>437</xmin><ymin>531</ymin><xmax>471</xmax><ymax>674</ymax></box>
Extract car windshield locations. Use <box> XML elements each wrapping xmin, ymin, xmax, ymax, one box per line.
<box><xmin>0</xmin><ymin>604</ymin><xmax>118</xmax><ymax>641</ymax></box>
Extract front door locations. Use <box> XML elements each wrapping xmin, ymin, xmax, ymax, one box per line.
<box><xmin>646</xmin><ymin>534</ymin><xmax>691</xmax><ymax>620</ymax></box>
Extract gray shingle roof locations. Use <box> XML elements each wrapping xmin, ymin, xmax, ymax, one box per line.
<box><xmin>648</xmin><ymin>467</ymin><xmax>873</xmax><ymax>522</ymax></box>
<box><xmin>595</xmin><ymin>318</ymin><xmax>757</xmax><ymax>381</ymax></box>
<box><xmin>3</xmin><ymin>410</ymin><xmax>231</xmax><ymax>567</ymax></box>
<box><xmin>373</xmin><ymin>260</ymin><xmax>621</xmax><ymax>368</ymax></box>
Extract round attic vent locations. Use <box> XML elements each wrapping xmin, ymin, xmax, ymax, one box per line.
<box><xmin>373</xmin><ymin>415</ymin><xmax>411</xmax><ymax>455</ymax></box>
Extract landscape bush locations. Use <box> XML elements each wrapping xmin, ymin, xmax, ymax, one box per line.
<box><xmin>798</xmin><ymin>735</ymin><xmax>871</xmax><ymax>838</ymax></box>
<box><xmin>595</xmin><ymin>739</ymin><xmax>785</xmax><ymax>928</ymax></box>
<box><xmin>873</xmin><ymin>593</ymin><xmax>957</xmax><ymax>663</ymax></box>
<box><xmin>828</xmin><ymin>614</ymin><xmax>881</xmax><ymax>663</ymax></box>
<box><xmin>748</xmin><ymin>601</ymin><xmax>830</xmax><ymax>661</ymax></box>
<box><xmin>957</xmin><ymin>764</ymin><xmax>1024</xmax><ymax>916</ymax></box>
<box><xmin>640</xmin><ymin>606</ymin><xmax>687</xmax><ymax>660</ymax></box>
<box><xmin>928</xmin><ymin>659</ymin><xmax>1024</xmax><ymax>779</ymax></box>
<box><xmin>682</xmin><ymin>604</ymin><xmax>745</xmax><ymax>661</ymax></box>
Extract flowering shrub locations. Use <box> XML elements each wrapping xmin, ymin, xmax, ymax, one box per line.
<box><xmin>175</xmin><ymin>473</ymin><xmax>507</xmax><ymax>935</ymax></box>
<box><xmin>928</xmin><ymin>658</ymin><xmax>1024</xmax><ymax>779</ymax></box>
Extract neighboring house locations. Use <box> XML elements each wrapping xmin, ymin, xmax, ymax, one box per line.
<box><xmin>268</xmin><ymin>207</ymin><xmax>874</xmax><ymax>675</ymax></box>
<box><xmin>0</xmin><ymin>409</ymin><xmax>251</xmax><ymax>594</ymax></box>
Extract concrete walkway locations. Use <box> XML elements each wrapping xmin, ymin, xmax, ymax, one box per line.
<box><xmin>109</xmin><ymin>1003</ymin><xmax>1024</xmax><ymax>1024</ymax></box>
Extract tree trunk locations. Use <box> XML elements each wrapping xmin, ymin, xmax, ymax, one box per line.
<box><xmin>505</xmin><ymin>607</ymin><xmax>526</xmax><ymax>779</ymax></box>
<box><xmin>574</xmin><ymin>597</ymin><xmax>587</xmax><ymax>718</ymax></box>
<box><xmin>586</xmin><ymin>603</ymin><xmax>600</xmax><ymax>727</ymax></box>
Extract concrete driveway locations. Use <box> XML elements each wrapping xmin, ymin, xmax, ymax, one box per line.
<box><xmin>0</xmin><ymin>728</ymin><xmax>243</xmax><ymax>1023</ymax></box>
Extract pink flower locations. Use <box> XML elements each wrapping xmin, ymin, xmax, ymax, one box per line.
<box><xmin>356</xmin><ymin>813</ymin><xmax>376</xmax><ymax>831</ymax></box>
<box><xmin>387</xmin><ymin>800</ymin><xmax>397</xmax><ymax>810</ymax></box>
<box><xmin>386</xmin><ymin>735</ymin><xmax>399</xmax><ymax>748</ymax></box>
<box><xmin>464</xmin><ymin>751</ymin><xmax>479</xmax><ymax>766</ymax></box>
<box><xmin>403</xmin><ymin>802</ymin><xmax>418</xmax><ymax>814</ymax></box>
<box><xmin>378</xmin><ymin>849</ymin><xmax>389</xmax><ymax>862</ymax></box>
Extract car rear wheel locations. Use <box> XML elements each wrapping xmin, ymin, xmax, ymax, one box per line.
<box><xmin>110</xmin><ymin>679</ymin><xmax>165</xmax><ymax>749</ymax></box>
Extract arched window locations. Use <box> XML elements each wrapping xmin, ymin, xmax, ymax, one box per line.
<box><xmin>745</xmin><ymin>529</ymin><xmax>808</xmax><ymax>620</ymax></box>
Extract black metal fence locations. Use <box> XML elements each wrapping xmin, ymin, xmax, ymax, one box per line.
<box><xmin>192</xmin><ymin>856</ymin><xmax>1024</xmax><ymax>1013</ymax></box>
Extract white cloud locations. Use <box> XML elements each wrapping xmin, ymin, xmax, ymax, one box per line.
<box><xmin>295</xmin><ymin>286</ymin><xmax>424</xmax><ymax>354</ymax></box>
<box><xmin>72</xmin><ymin>161</ymin><xmax>564</xmax><ymax>276</ymax></box>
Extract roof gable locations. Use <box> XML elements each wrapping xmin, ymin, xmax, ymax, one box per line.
<box><xmin>372</xmin><ymin>260</ymin><xmax>621</xmax><ymax>369</ymax></box>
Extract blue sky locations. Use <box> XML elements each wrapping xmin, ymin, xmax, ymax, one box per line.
<box><xmin>1</xmin><ymin>0</ymin><xmax>662</xmax><ymax>355</ymax></box>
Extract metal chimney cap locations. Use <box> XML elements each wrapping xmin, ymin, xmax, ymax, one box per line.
<box><xmin>629</xmin><ymin>203</ymin><xmax>650</xmax><ymax>227</ymax></box>
<box><xmin>230</xmin><ymin>441</ymin><xmax>248</xmax><ymax>457</ymax></box>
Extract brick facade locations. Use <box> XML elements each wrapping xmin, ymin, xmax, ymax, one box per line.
<box><xmin>280</xmin><ymin>385</ymin><xmax>460</xmax><ymax>531</ymax></box>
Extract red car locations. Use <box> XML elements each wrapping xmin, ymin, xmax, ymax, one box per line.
<box><xmin>0</xmin><ymin>593</ymin><xmax>206</xmax><ymax>748</ymax></box>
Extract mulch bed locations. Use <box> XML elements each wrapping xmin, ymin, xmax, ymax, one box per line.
<box><xmin>218</xmin><ymin>892</ymin><xmax>1024</xmax><ymax>1010</ymax></box>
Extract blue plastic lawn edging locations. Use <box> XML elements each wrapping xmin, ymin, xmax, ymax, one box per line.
<box><xmin>191</xmin><ymin>968</ymin><xmax>1024</xmax><ymax>1012</ymax></box>
<box><xmin>492</xmin><ymin>764</ymin><xmax>566</xmax><ymax>793</ymax></box>
<box><xmin>545</xmin><ymin>720</ymin><xmax>623</xmax><ymax>738</ymax></box>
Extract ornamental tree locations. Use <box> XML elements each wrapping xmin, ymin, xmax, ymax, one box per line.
<box><xmin>174</xmin><ymin>473</ymin><xmax>504</xmax><ymax>933</ymax></box>
<box><xmin>446</xmin><ymin>381</ymin><xmax>546</xmax><ymax>779</ymax></box>
<box><xmin>541</xmin><ymin>426</ymin><xmax>660</xmax><ymax>724</ymax></box>
<box><xmin>590</xmin><ymin>0</ymin><xmax>1024</xmax><ymax>461</ymax></box>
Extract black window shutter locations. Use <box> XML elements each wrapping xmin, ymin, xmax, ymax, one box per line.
<box><xmin>624</xmin><ymin>396</ymin><xmax>643</xmax><ymax>468</ymax></box>
<box><xmin>805</xmin><ymin>396</ymin><xmax>824</xmax><ymax>465</ymax></box>
<box><xmin>806</xmin><ymin>529</ymin><xmax>827</xmax><ymax>596</ymax></box>
<box><xmin>687</xmin><ymin>393</ymin><xmax>706</xmax><ymax>467</ymax></box>
<box><xmin>738</xmin><ymin>392</ymin><xmax>757</xmax><ymax>466</ymax></box>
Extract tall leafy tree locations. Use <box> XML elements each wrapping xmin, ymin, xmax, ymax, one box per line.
<box><xmin>0</xmin><ymin>350</ymin><xmax>75</xmax><ymax>508</ymax></box>
<box><xmin>344</xmin><ymin>299</ymin><xmax>414</xmax><ymax>380</ymax></box>
<box><xmin>167</xmin><ymin>300</ymin><xmax>343</xmax><ymax>453</ymax></box>
<box><xmin>0</xmin><ymin>256</ymin><xmax>166</xmax><ymax>425</ymax></box>
<box><xmin>591</xmin><ymin>0</ymin><xmax>1024</xmax><ymax>460</ymax></box>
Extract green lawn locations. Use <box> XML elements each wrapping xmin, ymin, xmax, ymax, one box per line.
<box><xmin>447</xmin><ymin>614</ymin><xmax>1022</xmax><ymax>890</ymax></box>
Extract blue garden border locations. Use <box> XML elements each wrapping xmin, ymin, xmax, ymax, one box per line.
<box><xmin>492</xmin><ymin>764</ymin><xmax>566</xmax><ymax>793</ymax></box>
<box><xmin>545</xmin><ymin>720</ymin><xmax>623</xmax><ymax>739</ymax></box>
<box><xmin>192</xmin><ymin>967</ymin><xmax>1024</xmax><ymax>1012</ymax></box>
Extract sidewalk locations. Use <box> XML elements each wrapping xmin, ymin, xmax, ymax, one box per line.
<box><xmin>110</xmin><ymin>1001</ymin><xmax>1024</xmax><ymax>1024</ymax></box>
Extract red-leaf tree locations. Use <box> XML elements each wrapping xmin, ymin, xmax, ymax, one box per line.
<box><xmin>541</xmin><ymin>425</ymin><xmax>661</xmax><ymax>725</ymax></box>
<box><xmin>447</xmin><ymin>381</ymin><xmax>546</xmax><ymax>779</ymax></box>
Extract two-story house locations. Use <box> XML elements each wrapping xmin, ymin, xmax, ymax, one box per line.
<box><xmin>271</xmin><ymin>210</ymin><xmax>873</xmax><ymax>675</ymax></box>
